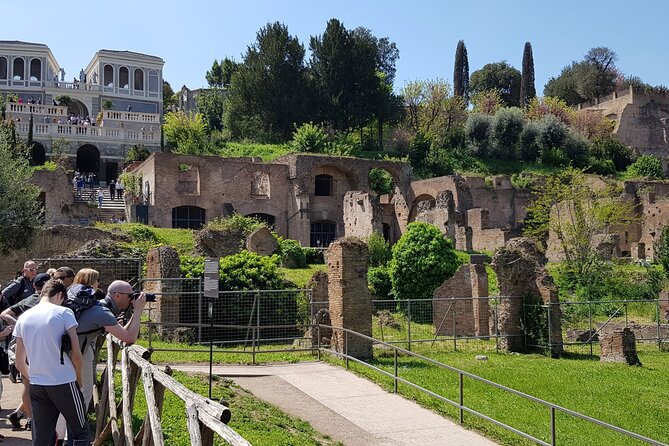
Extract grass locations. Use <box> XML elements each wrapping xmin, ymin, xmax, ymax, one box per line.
<box><xmin>280</xmin><ymin>264</ymin><xmax>327</xmax><ymax>288</ymax></box>
<box><xmin>123</xmin><ymin>370</ymin><xmax>341</xmax><ymax>446</ymax></box>
<box><xmin>95</xmin><ymin>222</ymin><xmax>197</xmax><ymax>256</ymax></box>
<box><xmin>219</xmin><ymin>142</ymin><xmax>293</xmax><ymax>162</ymax></box>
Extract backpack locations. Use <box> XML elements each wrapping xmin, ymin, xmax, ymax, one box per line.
<box><xmin>60</xmin><ymin>285</ymin><xmax>104</xmax><ymax>364</ymax></box>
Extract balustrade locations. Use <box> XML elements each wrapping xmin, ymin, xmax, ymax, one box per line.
<box><xmin>103</xmin><ymin>110</ymin><xmax>159</xmax><ymax>123</ymax></box>
<box><xmin>7</xmin><ymin>102</ymin><xmax>68</xmax><ymax>116</ymax></box>
<box><xmin>14</xmin><ymin>122</ymin><xmax>159</xmax><ymax>143</ymax></box>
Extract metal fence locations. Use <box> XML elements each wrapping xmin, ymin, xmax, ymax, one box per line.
<box><xmin>35</xmin><ymin>257</ymin><xmax>143</xmax><ymax>291</ymax></box>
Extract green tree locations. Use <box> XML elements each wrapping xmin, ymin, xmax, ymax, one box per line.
<box><xmin>291</xmin><ymin>122</ymin><xmax>328</xmax><ymax>153</ymax></box>
<box><xmin>225</xmin><ymin>22</ymin><xmax>310</xmax><ymax>141</ymax></box>
<box><xmin>470</xmin><ymin>61</ymin><xmax>521</xmax><ymax>107</ymax></box>
<box><xmin>453</xmin><ymin>40</ymin><xmax>469</xmax><ymax>102</ymax></box>
<box><xmin>163</xmin><ymin>111</ymin><xmax>209</xmax><ymax>155</ymax></box>
<box><xmin>125</xmin><ymin>144</ymin><xmax>151</xmax><ymax>163</ymax></box>
<box><xmin>162</xmin><ymin>80</ymin><xmax>177</xmax><ymax>110</ymax></box>
<box><xmin>520</xmin><ymin>42</ymin><xmax>536</xmax><ymax>108</ymax></box>
<box><xmin>400</xmin><ymin>79</ymin><xmax>466</xmax><ymax>140</ymax></box>
<box><xmin>219</xmin><ymin>251</ymin><xmax>284</xmax><ymax>291</ymax></box>
<box><xmin>206</xmin><ymin>57</ymin><xmax>238</xmax><ymax>88</ymax></box>
<box><xmin>655</xmin><ymin>226</ymin><xmax>669</xmax><ymax>279</ymax></box>
<box><xmin>196</xmin><ymin>88</ymin><xmax>227</xmax><ymax>132</ymax></box>
<box><xmin>0</xmin><ymin>122</ymin><xmax>42</xmax><ymax>253</ymax></box>
<box><xmin>389</xmin><ymin>222</ymin><xmax>458</xmax><ymax>302</ymax></box>
<box><xmin>465</xmin><ymin>113</ymin><xmax>493</xmax><ymax>156</ymax></box>
<box><xmin>491</xmin><ymin>107</ymin><xmax>524</xmax><ymax>159</ymax></box>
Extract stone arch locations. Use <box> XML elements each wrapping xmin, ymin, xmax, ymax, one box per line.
<box><xmin>172</xmin><ymin>206</ymin><xmax>205</xmax><ymax>229</ymax></box>
<box><xmin>119</xmin><ymin>66</ymin><xmax>129</xmax><ymax>89</ymax></box>
<box><xmin>30</xmin><ymin>142</ymin><xmax>46</xmax><ymax>166</ymax></box>
<box><xmin>103</xmin><ymin>64</ymin><xmax>114</xmax><ymax>87</ymax></box>
<box><xmin>30</xmin><ymin>58</ymin><xmax>41</xmax><ymax>81</ymax></box>
<box><xmin>0</xmin><ymin>56</ymin><xmax>7</xmax><ymax>80</ymax></box>
<box><xmin>76</xmin><ymin>144</ymin><xmax>100</xmax><ymax>174</ymax></box>
<box><xmin>314</xmin><ymin>164</ymin><xmax>358</xmax><ymax>196</ymax></box>
<box><xmin>310</xmin><ymin>219</ymin><xmax>337</xmax><ymax>247</ymax></box>
<box><xmin>12</xmin><ymin>57</ymin><xmax>24</xmax><ymax>80</ymax></box>
<box><xmin>368</xmin><ymin>167</ymin><xmax>395</xmax><ymax>195</ymax></box>
<box><xmin>134</xmin><ymin>68</ymin><xmax>144</xmax><ymax>91</ymax></box>
<box><xmin>68</xmin><ymin>98</ymin><xmax>89</xmax><ymax>118</ymax></box>
<box><xmin>246</xmin><ymin>213</ymin><xmax>276</xmax><ymax>227</ymax></box>
<box><xmin>409</xmin><ymin>193</ymin><xmax>437</xmax><ymax>222</ymax></box>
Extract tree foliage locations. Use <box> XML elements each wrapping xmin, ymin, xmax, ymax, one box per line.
<box><xmin>453</xmin><ymin>40</ymin><xmax>469</xmax><ymax>102</ymax></box>
<box><xmin>625</xmin><ymin>155</ymin><xmax>664</xmax><ymax>179</ymax></box>
<box><xmin>470</xmin><ymin>61</ymin><xmax>521</xmax><ymax>107</ymax></box>
<box><xmin>163</xmin><ymin>111</ymin><xmax>210</xmax><ymax>155</ymax></box>
<box><xmin>520</xmin><ymin>42</ymin><xmax>536</xmax><ymax>108</ymax></box>
<box><xmin>389</xmin><ymin>222</ymin><xmax>458</xmax><ymax>301</ymax></box>
<box><xmin>0</xmin><ymin>122</ymin><xmax>42</xmax><ymax>253</ymax></box>
<box><xmin>206</xmin><ymin>58</ymin><xmax>238</xmax><ymax>88</ymax></box>
<box><xmin>400</xmin><ymin>79</ymin><xmax>466</xmax><ymax>141</ymax></box>
<box><xmin>162</xmin><ymin>81</ymin><xmax>177</xmax><ymax>111</ymax></box>
<box><xmin>196</xmin><ymin>88</ymin><xmax>227</xmax><ymax>132</ymax></box>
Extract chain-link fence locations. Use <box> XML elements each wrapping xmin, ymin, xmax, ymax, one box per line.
<box><xmin>35</xmin><ymin>257</ymin><xmax>143</xmax><ymax>291</ymax></box>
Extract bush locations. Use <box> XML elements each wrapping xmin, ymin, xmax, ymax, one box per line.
<box><xmin>519</xmin><ymin>121</ymin><xmax>541</xmax><ymax>161</ymax></box>
<box><xmin>126</xmin><ymin>144</ymin><xmax>151</xmax><ymax>163</ymax></box>
<box><xmin>563</xmin><ymin>131</ymin><xmax>590</xmax><ymax>167</ymax></box>
<box><xmin>491</xmin><ymin>107</ymin><xmax>524</xmax><ymax>159</ymax></box>
<box><xmin>303</xmin><ymin>247</ymin><xmax>324</xmax><ymax>264</ymax></box>
<box><xmin>368</xmin><ymin>265</ymin><xmax>392</xmax><ymax>299</ymax></box>
<box><xmin>537</xmin><ymin>114</ymin><xmax>568</xmax><ymax>150</ymax></box>
<box><xmin>655</xmin><ymin>226</ymin><xmax>669</xmax><ymax>279</ymax></box>
<box><xmin>278</xmin><ymin>238</ymin><xmax>307</xmax><ymax>269</ymax></box>
<box><xmin>423</xmin><ymin>146</ymin><xmax>456</xmax><ymax>177</ymax></box>
<box><xmin>407</xmin><ymin>132</ymin><xmax>432</xmax><ymax>167</ymax></box>
<box><xmin>367</xmin><ymin>232</ymin><xmax>391</xmax><ymax>267</ymax></box>
<box><xmin>369</xmin><ymin>168</ymin><xmax>394</xmax><ymax>195</ymax></box>
<box><xmin>32</xmin><ymin>161</ymin><xmax>58</xmax><ymax>172</ymax></box>
<box><xmin>206</xmin><ymin>214</ymin><xmax>266</xmax><ymax>236</ymax></box>
<box><xmin>180</xmin><ymin>255</ymin><xmax>205</xmax><ymax>278</ymax></box>
<box><xmin>465</xmin><ymin>113</ymin><xmax>492</xmax><ymax>156</ymax></box>
<box><xmin>540</xmin><ymin>147</ymin><xmax>569</xmax><ymax>167</ymax></box>
<box><xmin>291</xmin><ymin>122</ymin><xmax>328</xmax><ymax>153</ymax></box>
<box><xmin>587</xmin><ymin>157</ymin><xmax>616</xmax><ymax>175</ymax></box>
<box><xmin>590</xmin><ymin>137</ymin><xmax>636</xmax><ymax>171</ymax></box>
<box><xmin>124</xmin><ymin>223</ymin><xmax>160</xmax><ymax>243</ymax></box>
<box><xmin>390</xmin><ymin>222</ymin><xmax>458</xmax><ymax>302</ymax></box>
<box><xmin>625</xmin><ymin>155</ymin><xmax>664</xmax><ymax>179</ymax></box>
<box><xmin>219</xmin><ymin>251</ymin><xmax>284</xmax><ymax>291</ymax></box>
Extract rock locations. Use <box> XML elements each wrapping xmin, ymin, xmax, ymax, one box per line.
<box><xmin>195</xmin><ymin>228</ymin><xmax>245</xmax><ymax>257</ymax></box>
<box><xmin>245</xmin><ymin>227</ymin><xmax>278</xmax><ymax>256</ymax></box>
<box><xmin>475</xmin><ymin>355</ymin><xmax>488</xmax><ymax>361</ymax></box>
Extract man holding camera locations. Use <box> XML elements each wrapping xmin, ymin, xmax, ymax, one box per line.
<box><xmin>73</xmin><ymin>280</ymin><xmax>146</xmax><ymax>411</ymax></box>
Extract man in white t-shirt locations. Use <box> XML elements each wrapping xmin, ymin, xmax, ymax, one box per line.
<box><xmin>14</xmin><ymin>279</ymin><xmax>89</xmax><ymax>446</ymax></box>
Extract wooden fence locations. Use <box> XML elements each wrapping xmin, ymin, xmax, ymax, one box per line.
<box><xmin>93</xmin><ymin>335</ymin><xmax>251</xmax><ymax>446</ymax></box>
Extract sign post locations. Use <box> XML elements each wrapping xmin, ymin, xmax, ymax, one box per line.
<box><xmin>204</xmin><ymin>257</ymin><xmax>219</xmax><ymax>399</ymax></box>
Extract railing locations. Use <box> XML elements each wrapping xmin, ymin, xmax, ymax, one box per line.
<box><xmin>320</xmin><ymin>325</ymin><xmax>667</xmax><ymax>446</ymax></box>
<box><xmin>104</xmin><ymin>110</ymin><xmax>160</xmax><ymax>123</ymax></box>
<box><xmin>6</xmin><ymin>102</ymin><xmax>68</xmax><ymax>116</ymax></box>
<box><xmin>1</xmin><ymin>79</ymin><xmax>161</xmax><ymax>98</ymax></box>
<box><xmin>14</xmin><ymin>121</ymin><xmax>160</xmax><ymax>142</ymax></box>
<box><xmin>95</xmin><ymin>335</ymin><xmax>251</xmax><ymax>446</ymax></box>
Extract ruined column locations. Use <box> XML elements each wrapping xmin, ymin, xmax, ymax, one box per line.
<box><xmin>600</xmin><ymin>328</ymin><xmax>641</xmax><ymax>366</ymax></box>
<box><xmin>327</xmin><ymin>238</ymin><xmax>373</xmax><ymax>360</ymax></box>
<box><xmin>145</xmin><ymin>246</ymin><xmax>181</xmax><ymax>337</ymax></box>
<box><xmin>469</xmin><ymin>259</ymin><xmax>490</xmax><ymax>338</ymax></box>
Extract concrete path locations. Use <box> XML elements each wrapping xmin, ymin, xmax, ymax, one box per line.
<box><xmin>174</xmin><ymin>362</ymin><xmax>497</xmax><ymax>446</ymax></box>
<box><xmin>1</xmin><ymin>376</ymin><xmax>31</xmax><ymax>445</ymax></box>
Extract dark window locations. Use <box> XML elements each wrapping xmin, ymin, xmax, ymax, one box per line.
<box><xmin>0</xmin><ymin>57</ymin><xmax>7</xmax><ymax>80</ymax></box>
<box><xmin>315</xmin><ymin>174</ymin><xmax>333</xmax><ymax>196</ymax></box>
<box><xmin>310</xmin><ymin>220</ymin><xmax>336</xmax><ymax>247</ymax></box>
<box><xmin>382</xmin><ymin>223</ymin><xmax>391</xmax><ymax>241</ymax></box>
<box><xmin>246</xmin><ymin>213</ymin><xmax>275</xmax><ymax>227</ymax></box>
<box><xmin>172</xmin><ymin>206</ymin><xmax>205</xmax><ymax>229</ymax></box>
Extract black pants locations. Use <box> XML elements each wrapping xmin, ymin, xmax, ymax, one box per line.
<box><xmin>29</xmin><ymin>382</ymin><xmax>89</xmax><ymax>446</ymax></box>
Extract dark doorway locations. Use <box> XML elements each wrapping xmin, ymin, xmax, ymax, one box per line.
<box><xmin>106</xmin><ymin>162</ymin><xmax>118</xmax><ymax>183</ymax></box>
<box><xmin>246</xmin><ymin>213</ymin><xmax>276</xmax><ymax>228</ymax></box>
<box><xmin>172</xmin><ymin>206</ymin><xmax>205</xmax><ymax>229</ymax></box>
<box><xmin>30</xmin><ymin>142</ymin><xmax>46</xmax><ymax>166</ymax></box>
<box><xmin>310</xmin><ymin>220</ymin><xmax>337</xmax><ymax>247</ymax></box>
<box><xmin>136</xmin><ymin>205</ymin><xmax>149</xmax><ymax>224</ymax></box>
<box><xmin>76</xmin><ymin>144</ymin><xmax>100</xmax><ymax>175</ymax></box>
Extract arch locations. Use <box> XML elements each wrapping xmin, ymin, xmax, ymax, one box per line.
<box><xmin>408</xmin><ymin>193</ymin><xmax>437</xmax><ymax>222</ymax></box>
<box><xmin>368</xmin><ymin>167</ymin><xmax>395</xmax><ymax>195</ymax></box>
<box><xmin>310</xmin><ymin>219</ymin><xmax>337</xmax><ymax>247</ymax></box>
<box><xmin>30</xmin><ymin>142</ymin><xmax>46</xmax><ymax>166</ymax></box>
<box><xmin>119</xmin><ymin>66</ymin><xmax>129</xmax><ymax>89</ymax></box>
<box><xmin>172</xmin><ymin>206</ymin><xmax>205</xmax><ymax>229</ymax></box>
<box><xmin>315</xmin><ymin>174</ymin><xmax>333</xmax><ymax>196</ymax></box>
<box><xmin>148</xmin><ymin>69</ymin><xmax>159</xmax><ymax>92</ymax></box>
<box><xmin>12</xmin><ymin>57</ymin><xmax>24</xmax><ymax>80</ymax></box>
<box><xmin>68</xmin><ymin>98</ymin><xmax>89</xmax><ymax>118</ymax></box>
<box><xmin>0</xmin><ymin>57</ymin><xmax>7</xmax><ymax>80</ymax></box>
<box><xmin>103</xmin><ymin>64</ymin><xmax>114</xmax><ymax>87</ymax></box>
<box><xmin>76</xmin><ymin>144</ymin><xmax>100</xmax><ymax>175</ymax></box>
<box><xmin>134</xmin><ymin>68</ymin><xmax>144</xmax><ymax>91</ymax></box>
<box><xmin>246</xmin><ymin>213</ymin><xmax>276</xmax><ymax>227</ymax></box>
<box><xmin>30</xmin><ymin>58</ymin><xmax>41</xmax><ymax>81</ymax></box>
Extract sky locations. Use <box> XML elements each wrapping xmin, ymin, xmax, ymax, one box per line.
<box><xmin>3</xmin><ymin>0</ymin><xmax>668</xmax><ymax>94</ymax></box>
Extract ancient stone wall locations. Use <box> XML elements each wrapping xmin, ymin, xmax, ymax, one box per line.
<box><xmin>600</xmin><ymin>327</ymin><xmax>641</xmax><ymax>365</ymax></box>
<box><xmin>245</xmin><ymin>227</ymin><xmax>278</xmax><ymax>256</ymax></box>
<box><xmin>144</xmin><ymin>246</ymin><xmax>181</xmax><ymax>337</ymax></box>
<box><xmin>343</xmin><ymin>191</ymin><xmax>383</xmax><ymax>239</ymax></box>
<box><xmin>195</xmin><ymin>228</ymin><xmax>245</xmax><ymax>257</ymax></box>
<box><xmin>327</xmin><ymin>238</ymin><xmax>373</xmax><ymax>359</ymax></box>
<box><xmin>467</xmin><ymin>208</ymin><xmax>511</xmax><ymax>252</ymax></box>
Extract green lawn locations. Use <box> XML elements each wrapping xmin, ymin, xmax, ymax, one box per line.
<box><xmin>219</xmin><ymin>142</ymin><xmax>293</xmax><ymax>162</ymax></box>
<box><xmin>280</xmin><ymin>264</ymin><xmax>327</xmax><ymax>288</ymax></box>
<box><xmin>124</xmin><ymin>370</ymin><xmax>341</xmax><ymax>446</ymax></box>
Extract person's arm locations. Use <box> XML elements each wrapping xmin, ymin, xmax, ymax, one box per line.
<box><xmin>15</xmin><ymin>337</ymin><xmax>29</xmax><ymax>381</ymax></box>
<box><xmin>67</xmin><ymin>326</ymin><xmax>83</xmax><ymax>387</ymax></box>
<box><xmin>104</xmin><ymin>293</ymin><xmax>146</xmax><ymax>344</ymax></box>
<box><xmin>0</xmin><ymin>308</ymin><xmax>17</xmax><ymax>326</ymax></box>
<box><xmin>0</xmin><ymin>324</ymin><xmax>12</xmax><ymax>340</ymax></box>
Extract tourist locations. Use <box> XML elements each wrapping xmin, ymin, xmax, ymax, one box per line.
<box><xmin>76</xmin><ymin>176</ymin><xmax>84</xmax><ymax>198</ymax></box>
<box><xmin>108</xmin><ymin>179</ymin><xmax>116</xmax><ymax>201</ymax></box>
<box><xmin>13</xmin><ymin>279</ymin><xmax>89</xmax><ymax>446</ymax></box>
<box><xmin>53</xmin><ymin>267</ymin><xmax>76</xmax><ymax>289</ymax></box>
<box><xmin>97</xmin><ymin>189</ymin><xmax>104</xmax><ymax>208</ymax></box>
<box><xmin>115</xmin><ymin>178</ymin><xmax>124</xmax><ymax>200</ymax></box>
<box><xmin>1</xmin><ymin>261</ymin><xmax>37</xmax><ymax>307</ymax></box>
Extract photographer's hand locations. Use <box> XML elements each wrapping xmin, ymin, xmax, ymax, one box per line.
<box><xmin>133</xmin><ymin>292</ymin><xmax>147</xmax><ymax>312</ymax></box>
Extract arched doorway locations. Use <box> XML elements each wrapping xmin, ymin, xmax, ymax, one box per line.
<box><xmin>68</xmin><ymin>98</ymin><xmax>89</xmax><ymax>119</ymax></box>
<box><xmin>30</xmin><ymin>142</ymin><xmax>46</xmax><ymax>166</ymax></box>
<box><xmin>76</xmin><ymin>144</ymin><xmax>100</xmax><ymax>175</ymax></box>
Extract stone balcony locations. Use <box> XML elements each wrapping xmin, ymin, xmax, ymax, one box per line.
<box><xmin>15</xmin><ymin>121</ymin><xmax>160</xmax><ymax>144</ymax></box>
<box><xmin>102</xmin><ymin>110</ymin><xmax>160</xmax><ymax>124</ymax></box>
<box><xmin>1</xmin><ymin>79</ymin><xmax>161</xmax><ymax>100</ymax></box>
<box><xmin>6</xmin><ymin>102</ymin><xmax>68</xmax><ymax>116</ymax></box>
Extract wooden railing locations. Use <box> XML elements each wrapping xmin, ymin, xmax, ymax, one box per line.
<box><xmin>94</xmin><ymin>335</ymin><xmax>251</xmax><ymax>446</ymax></box>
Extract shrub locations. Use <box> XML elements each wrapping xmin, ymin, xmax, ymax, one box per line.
<box><xmin>291</xmin><ymin>122</ymin><xmax>328</xmax><ymax>153</ymax></box>
<box><xmin>423</xmin><ymin>146</ymin><xmax>456</xmax><ymax>177</ymax></box>
<box><xmin>369</xmin><ymin>168</ymin><xmax>394</xmax><ymax>195</ymax></box>
<box><xmin>368</xmin><ymin>265</ymin><xmax>392</xmax><ymax>299</ymax></box>
<box><xmin>124</xmin><ymin>224</ymin><xmax>160</xmax><ymax>243</ymax></box>
<box><xmin>407</xmin><ymin>132</ymin><xmax>432</xmax><ymax>167</ymax></box>
<box><xmin>303</xmin><ymin>247</ymin><xmax>324</xmax><ymax>264</ymax></box>
<box><xmin>625</xmin><ymin>155</ymin><xmax>664</xmax><ymax>179</ymax></box>
<box><xmin>537</xmin><ymin>114</ymin><xmax>568</xmax><ymax>150</ymax></box>
<box><xmin>390</xmin><ymin>222</ymin><xmax>458</xmax><ymax>302</ymax></box>
<box><xmin>126</xmin><ymin>144</ymin><xmax>151</xmax><ymax>163</ymax></box>
<box><xmin>206</xmin><ymin>214</ymin><xmax>266</xmax><ymax>236</ymax></box>
<box><xmin>180</xmin><ymin>255</ymin><xmax>205</xmax><ymax>278</ymax></box>
<box><xmin>540</xmin><ymin>147</ymin><xmax>569</xmax><ymax>167</ymax></box>
<box><xmin>655</xmin><ymin>225</ymin><xmax>669</xmax><ymax>279</ymax></box>
<box><xmin>278</xmin><ymin>239</ymin><xmax>307</xmax><ymax>269</ymax></box>
<box><xmin>563</xmin><ymin>131</ymin><xmax>590</xmax><ymax>167</ymax></box>
<box><xmin>219</xmin><ymin>251</ymin><xmax>284</xmax><ymax>291</ymax></box>
<box><xmin>587</xmin><ymin>157</ymin><xmax>616</xmax><ymax>175</ymax></box>
<box><xmin>32</xmin><ymin>161</ymin><xmax>58</xmax><ymax>172</ymax></box>
<box><xmin>465</xmin><ymin>113</ymin><xmax>492</xmax><ymax>157</ymax></box>
<box><xmin>590</xmin><ymin>137</ymin><xmax>636</xmax><ymax>171</ymax></box>
<box><xmin>367</xmin><ymin>232</ymin><xmax>391</xmax><ymax>267</ymax></box>
<box><xmin>491</xmin><ymin>107</ymin><xmax>524</xmax><ymax>159</ymax></box>
<box><xmin>519</xmin><ymin>121</ymin><xmax>541</xmax><ymax>161</ymax></box>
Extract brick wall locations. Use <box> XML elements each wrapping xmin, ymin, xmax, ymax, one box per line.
<box><xmin>144</xmin><ymin>246</ymin><xmax>181</xmax><ymax>336</ymax></box>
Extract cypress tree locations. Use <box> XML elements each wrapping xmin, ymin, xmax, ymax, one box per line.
<box><xmin>453</xmin><ymin>40</ymin><xmax>469</xmax><ymax>102</ymax></box>
<box><xmin>520</xmin><ymin>42</ymin><xmax>536</xmax><ymax>108</ymax></box>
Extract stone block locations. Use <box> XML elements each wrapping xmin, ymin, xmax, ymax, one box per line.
<box><xmin>630</xmin><ymin>242</ymin><xmax>646</xmax><ymax>261</ymax></box>
<box><xmin>145</xmin><ymin>246</ymin><xmax>181</xmax><ymax>337</ymax></box>
<box><xmin>245</xmin><ymin>226</ymin><xmax>278</xmax><ymax>256</ymax></box>
<box><xmin>600</xmin><ymin>328</ymin><xmax>641</xmax><ymax>366</ymax></box>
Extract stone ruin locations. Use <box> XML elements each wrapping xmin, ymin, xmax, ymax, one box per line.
<box><xmin>195</xmin><ymin>227</ymin><xmax>245</xmax><ymax>257</ymax></box>
<box><xmin>492</xmin><ymin>237</ymin><xmax>564</xmax><ymax>358</ymax></box>
<box><xmin>600</xmin><ymin>327</ymin><xmax>641</xmax><ymax>366</ymax></box>
<box><xmin>144</xmin><ymin>246</ymin><xmax>181</xmax><ymax>338</ymax></box>
<box><xmin>245</xmin><ymin>226</ymin><xmax>278</xmax><ymax>256</ymax></box>
<box><xmin>307</xmin><ymin>270</ymin><xmax>331</xmax><ymax>345</ymax></box>
<box><xmin>432</xmin><ymin>256</ymin><xmax>489</xmax><ymax>338</ymax></box>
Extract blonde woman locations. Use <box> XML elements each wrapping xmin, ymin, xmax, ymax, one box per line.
<box><xmin>72</xmin><ymin>268</ymin><xmax>100</xmax><ymax>289</ymax></box>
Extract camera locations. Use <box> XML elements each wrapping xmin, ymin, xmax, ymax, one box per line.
<box><xmin>132</xmin><ymin>292</ymin><xmax>156</xmax><ymax>302</ymax></box>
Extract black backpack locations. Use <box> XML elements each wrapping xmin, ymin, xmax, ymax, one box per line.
<box><xmin>60</xmin><ymin>285</ymin><xmax>104</xmax><ymax>364</ymax></box>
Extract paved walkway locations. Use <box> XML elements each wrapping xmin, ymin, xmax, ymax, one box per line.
<box><xmin>175</xmin><ymin>362</ymin><xmax>497</xmax><ymax>446</ymax></box>
<box><xmin>1</xmin><ymin>377</ymin><xmax>31</xmax><ymax>445</ymax></box>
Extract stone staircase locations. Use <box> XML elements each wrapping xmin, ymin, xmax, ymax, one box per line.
<box><xmin>72</xmin><ymin>185</ymin><xmax>127</xmax><ymax>223</ymax></box>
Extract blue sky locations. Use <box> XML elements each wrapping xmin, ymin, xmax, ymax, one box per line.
<box><xmin>3</xmin><ymin>0</ymin><xmax>667</xmax><ymax>94</ymax></box>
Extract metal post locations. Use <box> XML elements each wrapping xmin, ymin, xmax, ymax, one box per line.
<box><xmin>459</xmin><ymin>372</ymin><xmax>464</xmax><ymax>425</ymax></box>
<box><xmin>624</xmin><ymin>302</ymin><xmax>628</xmax><ymax>328</ymax></box>
<box><xmin>656</xmin><ymin>299</ymin><xmax>661</xmax><ymax>352</ymax></box>
<box><xmin>208</xmin><ymin>298</ymin><xmax>214</xmax><ymax>400</ymax></box>
<box><xmin>256</xmin><ymin>291</ymin><xmax>261</xmax><ymax>363</ymax></box>
<box><xmin>345</xmin><ymin>331</ymin><xmax>349</xmax><ymax>370</ymax></box>
<box><xmin>588</xmin><ymin>302</ymin><xmax>593</xmax><ymax>356</ymax></box>
<box><xmin>407</xmin><ymin>300</ymin><xmax>412</xmax><ymax>351</ymax></box>
<box><xmin>547</xmin><ymin>303</ymin><xmax>552</xmax><ymax>356</ymax></box>
<box><xmin>394</xmin><ymin>349</ymin><xmax>398</xmax><ymax>393</ymax></box>
<box><xmin>453</xmin><ymin>299</ymin><xmax>457</xmax><ymax>352</ymax></box>
<box><xmin>495</xmin><ymin>299</ymin><xmax>499</xmax><ymax>353</ymax></box>
<box><xmin>317</xmin><ymin>325</ymin><xmax>321</xmax><ymax>361</ymax></box>
<box><xmin>252</xmin><ymin>325</ymin><xmax>257</xmax><ymax>365</ymax></box>
<box><xmin>197</xmin><ymin>278</ymin><xmax>202</xmax><ymax>344</ymax></box>
<box><xmin>550</xmin><ymin>407</ymin><xmax>556</xmax><ymax>446</ymax></box>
